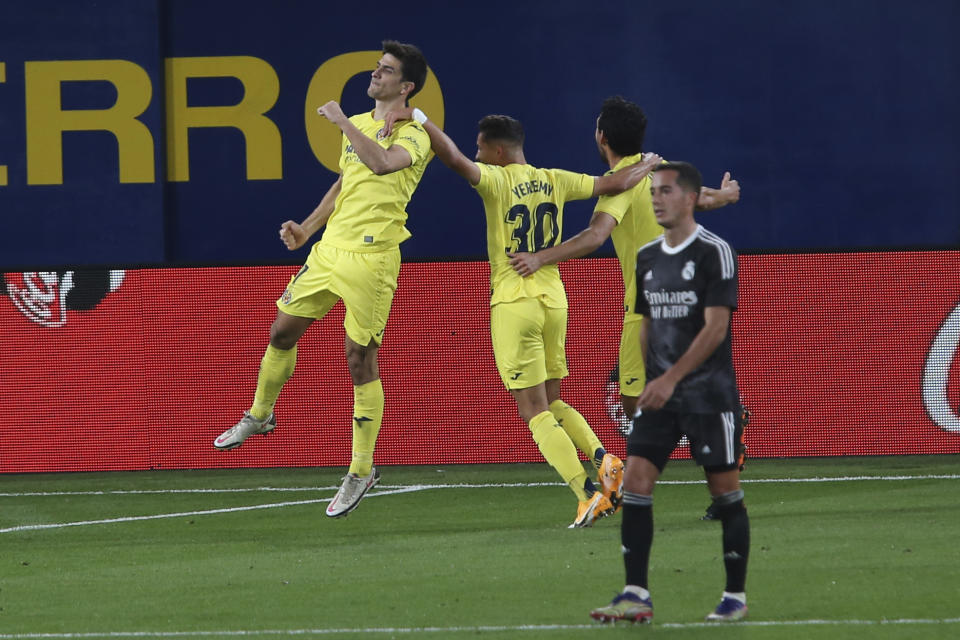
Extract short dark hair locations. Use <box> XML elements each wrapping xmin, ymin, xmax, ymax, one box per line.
<box><xmin>597</xmin><ymin>96</ymin><xmax>647</xmax><ymax>157</ymax></box>
<box><xmin>654</xmin><ymin>161</ymin><xmax>703</xmax><ymax>195</ymax></box>
<box><xmin>382</xmin><ymin>40</ymin><xmax>428</xmax><ymax>99</ymax></box>
<box><xmin>477</xmin><ymin>115</ymin><xmax>525</xmax><ymax>146</ymax></box>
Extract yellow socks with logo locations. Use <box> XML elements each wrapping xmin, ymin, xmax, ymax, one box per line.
<box><xmin>250</xmin><ymin>344</ymin><xmax>297</xmax><ymax>421</ymax></box>
<box><xmin>348</xmin><ymin>378</ymin><xmax>384</xmax><ymax>476</ymax></box>
<box><xmin>550</xmin><ymin>399</ymin><xmax>603</xmax><ymax>467</ymax></box>
<box><xmin>529</xmin><ymin>410</ymin><xmax>590</xmax><ymax>501</ymax></box>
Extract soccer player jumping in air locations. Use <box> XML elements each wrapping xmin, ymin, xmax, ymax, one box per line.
<box><xmin>384</xmin><ymin>106</ymin><xmax>660</xmax><ymax>527</ymax></box>
<box><xmin>213</xmin><ymin>41</ymin><xmax>432</xmax><ymax>519</ymax></box>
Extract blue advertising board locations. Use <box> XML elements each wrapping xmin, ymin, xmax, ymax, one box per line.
<box><xmin>0</xmin><ymin>0</ymin><xmax>957</xmax><ymax>268</ymax></box>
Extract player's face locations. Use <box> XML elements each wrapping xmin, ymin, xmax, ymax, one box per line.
<box><xmin>475</xmin><ymin>134</ymin><xmax>500</xmax><ymax>165</ymax></box>
<box><xmin>651</xmin><ymin>170</ymin><xmax>696</xmax><ymax>228</ymax></box>
<box><xmin>368</xmin><ymin>53</ymin><xmax>410</xmax><ymax>101</ymax></box>
<box><xmin>594</xmin><ymin>118</ymin><xmax>606</xmax><ymax>164</ymax></box>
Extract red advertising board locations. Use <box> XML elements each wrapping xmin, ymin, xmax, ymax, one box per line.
<box><xmin>2</xmin><ymin>252</ymin><xmax>959</xmax><ymax>473</ymax></box>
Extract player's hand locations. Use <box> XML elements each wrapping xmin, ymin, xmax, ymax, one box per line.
<box><xmin>698</xmin><ymin>172</ymin><xmax>740</xmax><ymax>209</ymax></box>
<box><xmin>383</xmin><ymin>106</ymin><xmax>414</xmax><ymax>137</ymax></box>
<box><xmin>279</xmin><ymin>220</ymin><xmax>308</xmax><ymax>250</ymax></box>
<box><xmin>642</xmin><ymin>152</ymin><xmax>662</xmax><ymax>168</ymax></box>
<box><xmin>637</xmin><ymin>375</ymin><xmax>676</xmax><ymax>411</ymax></box>
<box><xmin>508</xmin><ymin>251</ymin><xmax>543</xmax><ymax>277</ymax></box>
<box><xmin>718</xmin><ymin>171</ymin><xmax>740</xmax><ymax>203</ymax></box>
<box><xmin>316</xmin><ymin>101</ymin><xmax>348</xmax><ymax>127</ymax></box>
<box><xmin>614</xmin><ymin>152</ymin><xmax>662</xmax><ymax>191</ymax></box>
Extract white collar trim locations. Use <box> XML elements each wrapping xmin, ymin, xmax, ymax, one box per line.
<box><xmin>661</xmin><ymin>225</ymin><xmax>702</xmax><ymax>255</ymax></box>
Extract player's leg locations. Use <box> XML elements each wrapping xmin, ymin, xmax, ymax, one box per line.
<box><xmin>591</xmin><ymin>410</ymin><xmax>678</xmax><ymax>623</ymax></box>
<box><xmin>546</xmin><ymin>377</ymin><xmax>622</xmax><ymax>509</ymax></box>
<box><xmin>344</xmin><ymin>334</ymin><xmax>383</xmax><ymax>477</ymax></box>
<box><xmin>688</xmin><ymin>412</ymin><xmax>750</xmax><ymax>621</ymax></box>
<box><xmin>618</xmin><ymin>313</ymin><xmax>645</xmax><ymax>426</ymax></box>
<box><xmin>326</xmin><ymin>248</ymin><xmax>399</xmax><ymax>518</ymax></box>
<box><xmin>541</xmin><ymin>307</ymin><xmax>606</xmax><ymax>466</ymax></box>
<box><xmin>513</xmin><ymin>383</ymin><xmax>612</xmax><ymax>527</ymax></box>
<box><xmin>215</xmin><ymin>256</ymin><xmax>337</xmax><ymax>450</ymax></box>
<box><xmin>493</xmin><ymin>300</ymin><xmax>611</xmax><ymax>526</ymax></box>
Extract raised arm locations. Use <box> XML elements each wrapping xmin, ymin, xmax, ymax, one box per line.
<box><xmin>509</xmin><ymin>211</ymin><xmax>618</xmax><ymax>276</ymax></box>
<box><xmin>697</xmin><ymin>172</ymin><xmax>740</xmax><ymax>211</ymax></box>
<box><xmin>317</xmin><ymin>101</ymin><xmax>412</xmax><ymax>175</ymax></box>
<box><xmin>384</xmin><ymin>107</ymin><xmax>481</xmax><ymax>185</ymax></box>
<box><xmin>591</xmin><ymin>152</ymin><xmax>662</xmax><ymax>197</ymax></box>
<box><xmin>279</xmin><ymin>175</ymin><xmax>343</xmax><ymax>250</ymax></box>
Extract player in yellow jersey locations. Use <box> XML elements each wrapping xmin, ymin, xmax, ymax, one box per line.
<box><xmin>213</xmin><ymin>41</ymin><xmax>431</xmax><ymax>519</ymax></box>
<box><xmin>383</xmin><ymin>107</ymin><xmax>660</xmax><ymax>526</ymax></box>
<box><xmin>509</xmin><ymin>96</ymin><xmax>740</xmax><ymax>425</ymax></box>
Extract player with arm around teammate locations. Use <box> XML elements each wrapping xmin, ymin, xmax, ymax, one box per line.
<box><xmin>213</xmin><ymin>40</ymin><xmax>432</xmax><ymax>520</ymax></box>
<box><xmin>384</xmin><ymin>106</ymin><xmax>660</xmax><ymax>526</ymax></box>
<box><xmin>590</xmin><ymin>161</ymin><xmax>750</xmax><ymax>623</ymax></box>
<box><xmin>509</xmin><ymin>96</ymin><xmax>739</xmax><ymax>426</ymax></box>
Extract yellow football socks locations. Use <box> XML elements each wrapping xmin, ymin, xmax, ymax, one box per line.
<box><xmin>348</xmin><ymin>378</ymin><xmax>384</xmax><ymax>476</ymax></box>
<box><xmin>529</xmin><ymin>410</ymin><xmax>590</xmax><ymax>501</ymax></box>
<box><xmin>249</xmin><ymin>344</ymin><xmax>297</xmax><ymax>421</ymax></box>
<box><xmin>550</xmin><ymin>399</ymin><xmax>603</xmax><ymax>466</ymax></box>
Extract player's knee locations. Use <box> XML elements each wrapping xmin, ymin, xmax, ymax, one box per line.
<box><xmin>711</xmin><ymin>489</ymin><xmax>746</xmax><ymax>519</ymax></box>
<box><xmin>269</xmin><ymin>324</ymin><xmax>300</xmax><ymax>350</ymax></box>
<box><xmin>345</xmin><ymin>343</ymin><xmax>378</xmax><ymax>385</ymax></box>
<box><xmin>623</xmin><ymin>458</ymin><xmax>658</xmax><ymax>495</ymax></box>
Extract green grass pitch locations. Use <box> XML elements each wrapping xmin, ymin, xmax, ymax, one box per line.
<box><xmin>2</xmin><ymin>455</ymin><xmax>959</xmax><ymax>639</ymax></box>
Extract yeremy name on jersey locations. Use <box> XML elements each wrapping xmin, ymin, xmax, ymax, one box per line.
<box><xmin>511</xmin><ymin>179</ymin><xmax>554</xmax><ymax>199</ymax></box>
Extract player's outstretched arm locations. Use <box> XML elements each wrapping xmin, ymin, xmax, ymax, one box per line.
<box><xmin>592</xmin><ymin>152</ymin><xmax>662</xmax><ymax>197</ymax></box>
<box><xmin>317</xmin><ymin>101</ymin><xmax>412</xmax><ymax>175</ymax></box>
<box><xmin>383</xmin><ymin>107</ymin><xmax>481</xmax><ymax>186</ymax></box>
<box><xmin>279</xmin><ymin>175</ymin><xmax>343</xmax><ymax>250</ymax></box>
<box><xmin>509</xmin><ymin>211</ymin><xmax>617</xmax><ymax>277</ymax></box>
<box><xmin>697</xmin><ymin>172</ymin><xmax>740</xmax><ymax>211</ymax></box>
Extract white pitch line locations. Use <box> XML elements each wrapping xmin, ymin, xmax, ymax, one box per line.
<box><xmin>0</xmin><ymin>486</ymin><xmax>427</xmax><ymax>534</ymax></box>
<box><xmin>2</xmin><ymin>474</ymin><xmax>958</xmax><ymax>498</ymax></box>
<box><xmin>2</xmin><ymin>474</ymin><xmax>959</xmax><ymax>534</ymax></box>
<box><xmin>1</xmin><ymin>618</ymin><xmax>958</xmax><ymax>638</ymax></box>
<box><xmin>0</xmin><ymin>482</ymin><xmax>563</xmax><ymax>498</ymax></box>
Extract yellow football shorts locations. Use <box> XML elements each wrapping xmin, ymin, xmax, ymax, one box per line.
<box><xmin>619</xmin><ymin>311</ymin><xmax>647</xmax><ymax>397</ymax></box>
<box><xmin>276</xmin><ymin>242</ymin><xmax>400</xmax><ymax>346</ymax></box>
<box><xmin>490</xmin><ymin>297</ymin><xmax>569</xmax><ymax>390</ymax></box>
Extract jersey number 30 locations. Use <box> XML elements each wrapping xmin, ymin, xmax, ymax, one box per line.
<box><xmin>505</xmin><ymin>202</ymin><xmax>560</xmax><ymax>253</ymax></box>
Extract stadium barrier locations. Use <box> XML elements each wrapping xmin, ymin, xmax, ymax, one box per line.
<box><xmin>2</xmin><ymin>251</ymin><xmax>959</xmax><ymax>473</ymax></box>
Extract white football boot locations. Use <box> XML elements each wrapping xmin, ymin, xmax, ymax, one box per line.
<box><xmin>326</xmin><ymin>467</ymin><xmax>381</xmax><ymax>518</ymax></box>
<box><xmin>213</xmin><ymin>411</ymin><xmax>276</xmax><ymax>450</ymax></box>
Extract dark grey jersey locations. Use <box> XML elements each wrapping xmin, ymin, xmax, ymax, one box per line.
<box><xmin>634</xmin><ymin>225</ymin><xmax>740</xmax><ymax>413</ymax></box>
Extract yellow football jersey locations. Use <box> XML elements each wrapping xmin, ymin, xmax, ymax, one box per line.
<box><xmin>319</xmin><ymin>112</ymin><xmax>431</xmax><ymax>252</ymax></box>
<box><xmin>594</xmin><ymin>152</ymin><xmax>664</xmax><ymax>313</ymax></box>
<box><xmin>474</xmin><ymin>163</ymin><xmax>594</xmax><ymax>308</ymax></box>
